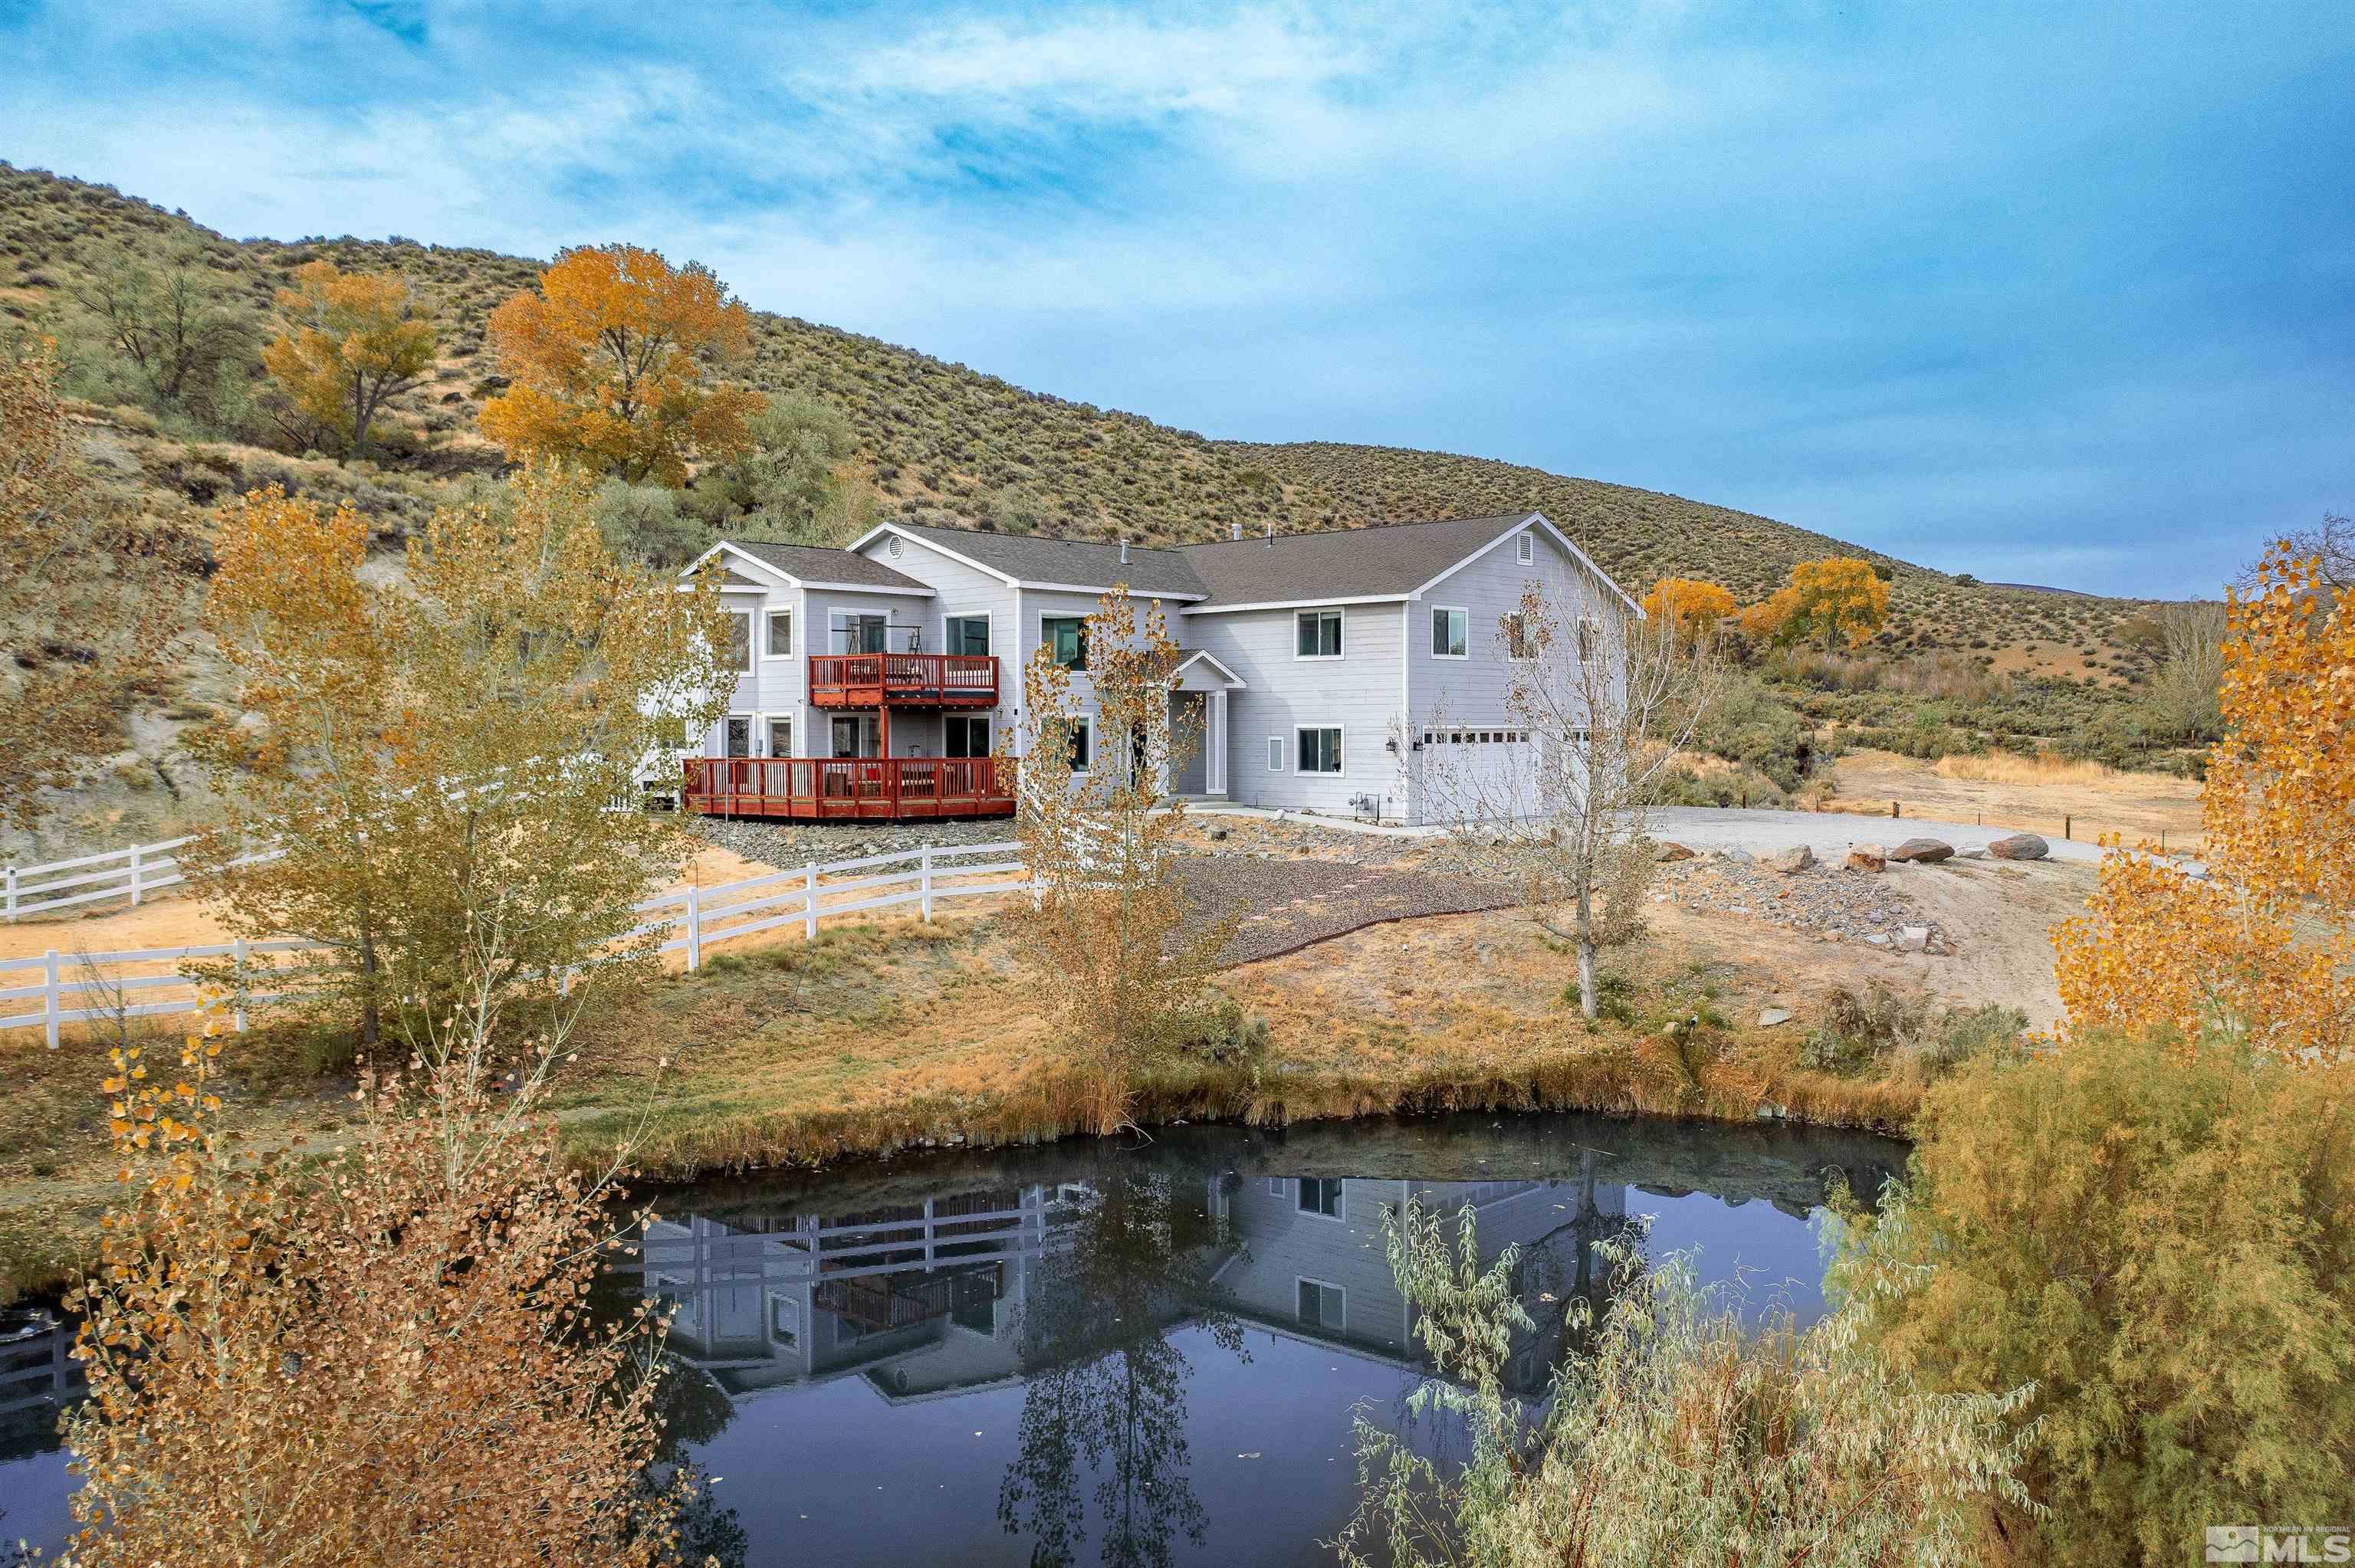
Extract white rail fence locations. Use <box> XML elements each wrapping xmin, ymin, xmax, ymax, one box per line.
<box><xmin>2</xmin><ymin>841</ymin><xmax>1030</xmax><ymax>1047</ymax></box>
<box><xmin>4</xmin><ymin>836</ymin><xmax>286</xmax><ymax>922</ymax></box>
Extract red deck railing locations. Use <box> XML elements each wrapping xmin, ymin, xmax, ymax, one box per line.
<box><xmin>682</xmin><ymin>756</ymin><xmax>1014</xmax><ymax>821</ymax></box>
<box><xmin>807</xmin><ymin>653</ymin><xmax>998</xmax><ymax>708</ymax></box>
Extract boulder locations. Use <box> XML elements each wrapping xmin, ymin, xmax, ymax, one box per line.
<box><xmin>1987</xmin><ymin>832</ymin><xmax>2050</xmax><ymax>861</ymax></box>
<box><xmin>1844</xmin><ymin>843</ymin><xmax>1887</xmax><ymax>872</ymax></box>
<box><xmin>1207</xmin><ymin>826</ymin><xmax>1230</xmax><ymax>842</ymax></box>
<box><xmin>1896</xmin><ymin>925</ymin><xmax>1932</xmax><ymax>953</ymax></box>
<box><xmin>1653</xmin><ymin>841</ymin><xmax>1696</xmax><ymax>863</ymax></box>
<box><xmin>1888</xmin><ymin>837</ymin><xmax>1955</xmax><ymax>864</ymax></box>
<box><xmin>1763</xmin><ymin>845</ymin><xmax>1815</xmax><ymax>874</ymax></box>
<box><xmin>1756</xmin><ymin>1007</ymin><xmax>1792</xmax><ymax>1028</ymax></box>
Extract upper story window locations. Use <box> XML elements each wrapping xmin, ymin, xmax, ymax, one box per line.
<box><xmin>765</xmin><ymin>609</ymin><xmax>793</xmax><ymax>658</ymax></box>
<box><xmin>1042</xmin><ymin>616</ymin><xmax>1088</xmax><ymax>670</ymax></box>
<box><xmin>1516</xmin><ymin>533</ymin><xmax>1534</xmax><ymax>565</ymax></box>
<box><xmin>1577</xmin><ymin>616</ymin><xmax>1601</xmax><ymax>661</ymax></box>
<box><xmin>1431</xmin><ymin>606</ymin><xmax>1468</xmax><ymax>658</ymax></box>
<box><xmin>724</xmin><ymin>612</ymin><xmax>754</xmax><ymax>673</ymax></box>
<box><xmin>944</xmin><ymin>615</ymin><xmax>990</xmax><ymax>656</ymax></box>
<box><xmin>1295</xmin><ymin>608</ymin><xmax>1342</xmax><ymax>659</ymax></box>
<box><xmin>1506</xmin><ymin>611</ymin><xmax>1541</xmax><ymax>661</ymax></box>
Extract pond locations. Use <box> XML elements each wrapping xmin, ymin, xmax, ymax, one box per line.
<box><xmin>0</xmin><ymin>1112</ymin><xmax>1903</xmax><ymax>1564</ymax></box>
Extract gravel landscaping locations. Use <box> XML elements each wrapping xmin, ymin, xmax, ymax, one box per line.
<box><xmin>688</xmin><ymin>815</ymin><xmax>1020</xmax><ymax>866</ymax></box>
<box><xmin>1653</xmin><ymin>848</ymin><xmax>1951</xmax><ymax>953</ymax></box>
<box><xmin>1177</xmin><ymin>855</ymin><xmax>1517</xmax><ymax>965</ymax></box>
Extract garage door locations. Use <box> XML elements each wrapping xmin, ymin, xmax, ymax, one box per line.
<box><xmin>1414</xmin><ymin>724</ymin><xmax>1536</xmax><ymax>825</ymax></box>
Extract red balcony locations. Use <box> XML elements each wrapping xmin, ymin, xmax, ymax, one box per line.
<box><xmin>808</xmin><ymin>653</ymin><xmax>998</xmax><ymax>710</ymax></box>
<box><xmin>682</xmin><ymin>756</ymin><xmax>1014</xmax><ymax>821</ymax></box>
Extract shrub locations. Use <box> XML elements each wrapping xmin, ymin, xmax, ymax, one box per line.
<box><xmin>1339</xmin><ymin>1204</ymin><xmax>2035</xmax><ymax>1566</ymax></box>
<box><xmin>1802</xmin><ymin>982</ymin><xmax>2023</xmax><ymax>1083</ymax></box>
<box><xmin>1839</xmin><ymin>1033</ymin><xmax>2355</xmax><ymax>1563</ymax></box>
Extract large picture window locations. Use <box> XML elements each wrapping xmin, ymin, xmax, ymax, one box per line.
<box><xmin>1042</xmin><ymin>616</ymin><xmax>1088</xmax><ymax>669</ymax></box>
<box><xmin>1294</xmin><ymin>608</ymin><xmax>1342</xmax><ymax>659</ymax></box>
<box><xmin>1296</xmin><ymin>727</ymin><xmax>1342</xmax><ymax>775</ymax></box>
<box><xmin>945</xmin><ymin>715</ymin><xmax>991</xmax><ymax>758</ymax></box>
<box><xmin>1431</xmin><ymin>606</ymin><xmax>1468</xmax><ymax>658</ymax></box>
<box><xmin>1296</xmin><ymin>1177</ymin><xmax>1343</xmax><ymax>1218</ymax></box>
<box><xmin>1297</xmin><ymin>1278</ymin><xmax>1345</xmax><ymax>1329</ymax></box>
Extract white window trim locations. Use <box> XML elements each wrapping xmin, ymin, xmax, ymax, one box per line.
<box><xmin>1295</xmin><ymin>1178</ymin><xmax>1346</xmax><ymax>1222</ymax></box>
<box><xmin>1516</xmin><ymin>532</ymin><xmax>1535</xmax><ymax>565</ymax></box>
<box><xmin>1293</xmin><ymin>606</ymin><xmax>1345</xmax><ymax>661</ymax></box>
<box><xmin>944</xmin><ymin>713</ymin><xmax>992</xmax><ymax>759</ymax></box>
<box><xmin>1067</xmin><ymin>714</ymin><xmax>1094</xmax><ymax>774</ymax></box>
<box><xmin>1040</xmin><ymin>613</ymin><xmax>1088</xmax><ymax>670</ymax></box>
<box><xmin>1430</xmin><ymin>604</ymin><xmax>1470</xmax><ymax>660</ymax></box>
<box><xmin>1266</xmin><ymin>734</ymin><xmax>1283</xmax><ymax>773</ymax></box>
<box><xmin>941</xmin><ymin>608</ymin><xmax>994</xmax><ymax>658</ymax></box>
<box><xmin>1295</xmin><ymin>723</ymin><xmax>1344</xmax><ymax>776</ymax></box>
<box><xmin>1506</xmin><ymin>610</ymin><xmax>1539</xmax><ymax>662</ymax></box>
<box><xmin>1296</xmin><ymin>1276</ymin><xmax>1346</xmax><ymax>1327</ymax></box>
<box><xmin>763</xmin><ymin>608</ymin><xmax>793</xmax><ymax>660</ymax></box>
<box><xmin>725</xmin><ymin>610</ymin><xmax>756</xmax><ymax>674</ymax></box>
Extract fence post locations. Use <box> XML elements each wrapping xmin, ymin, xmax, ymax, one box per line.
<box><xmin>44</xmin><ymin>950</ymin><xmax>61</xmax><ymax>1051</ymax></box>
<box><xmin>5</xmin><ymin>864</ymin><xmax>15</xmax><ymax>922</ymax></box>
<box><xmin>920</xmin><ymin>845</ymin><xmax>934</xmax><ymax>922</ymax></box>
<box><xmin>232</xmin><ymin>937</ymin><xmax>249</xmax><ymax>1032</ymax></box>
<box><xmin>685</xmin><ymin>884</ymin><xmax>702</xmax><ymax>972</ymax></box>
<box><xmin>2064</xmin><ymin>814</ymin><xmax>2072</xmax><ymax>841</ymax></box>
<box><xmin>803</xmin><ymin>861</ymin><xmax>820</xmax><ymax>942</ymax></box>
<box><xmin>1890</xmin><ymin>801</ymin><xmax>1900</xmax><ymax>819</ymax></box>
<box><xmin>129</xmin><ymin>843</ymin><xmax>143</xmax><ymax>907</ymax></box>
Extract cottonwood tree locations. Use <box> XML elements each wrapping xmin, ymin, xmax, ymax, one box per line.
<box><xmin>261</xmin><ymin>259</ymin><xmax>438</xmax><ymax>462</ymax></box>
<box><xmin>1637</xmin><ymin>576</ymin><xmax>1736</xmax><ymax>645</ymax></box>
<box><xmin>2232</xmin><ymin>510</ymin><xmax>2353</xmax><ymax>597</ymax></box>
<box><xmin>2140</xmin><ymin>600</ymin><xmax>2225</xmax><ymax>740</ymax></box>
<box><xmin>1417</xmin><ymin>585</ymin><xmax>1726</xmax><ymax>1019</ymax></box>
<box><xmin>0</xmin><ymin>336</ymin><xmax>186</xmax><ymax>832</ymax></box>
<box><xmin>1011</xmin><ymin>589</ymin><xmax>1239</xmax><ymax>1133</ymax></box>
<box><xmin>67</xmin><ymin>245</ymin><xmax>252</xmax><ymax>418</ymax></box>
<box><xmin>2053</xmin><ymin>541</ymin><xmax>2355</xmax><ymax>1065</ymax></box>
<box><xmin>188</xmin><ymin>464</ymin><xmax>731</xmax><ymax>1048</ymax></box>
<box><xmin>60</xmin><ymin>905</ymin><xmax>697</xmax><ymax>1567</ymax></box>
<box><xmin>480</xmin><ymin>244</ymin><xmax>764</xmax><ymax>486</ymax></box>
<box><xmin>1738</xmin><ymin>556</ymin><xmax>1890</xmax><ymax>649</ymax></box>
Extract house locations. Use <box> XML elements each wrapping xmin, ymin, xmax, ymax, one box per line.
<box><xmin>672</xmin><ymin>510</ymin><xmax>1637</xmax><ymax>825</ymax></box>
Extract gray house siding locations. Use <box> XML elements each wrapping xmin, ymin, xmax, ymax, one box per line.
<box><xmin>1183</xmin><ymin>602</ymin><xmax>1407</xmax><ymax>818</ymax></box>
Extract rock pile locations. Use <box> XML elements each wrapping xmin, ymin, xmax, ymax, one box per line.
<box><xmin>1652</xmin><ymin>847</ymin><xmax>1951</xmax><ymax>952</ymax></box>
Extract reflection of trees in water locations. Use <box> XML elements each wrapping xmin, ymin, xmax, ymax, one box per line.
<box><xmin>997</xmin><ymin>1171</ymin><xmax>1247</xmax><ymax>1568</ymax></box>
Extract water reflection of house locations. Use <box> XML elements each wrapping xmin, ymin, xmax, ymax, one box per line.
<box><xmin>1207</xmin><ymin>1163</ymin><xmax>1627</xmax><ymax>1394</ymax></box>
<box><xmin>631</xmin><ymin>1183</ymin><xmax>1093</xmax><ymax>1401</ymax></box>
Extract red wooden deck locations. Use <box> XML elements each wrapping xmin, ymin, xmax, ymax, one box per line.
<box><xmin>682</xmin><ymin>756</ymin><xmax>1014</xmax><ymax>821</ymax></box>
<box><xmin>808</xmin><ymin>653</ymin><xmax>997</xmax><ymax>709</ymax></box>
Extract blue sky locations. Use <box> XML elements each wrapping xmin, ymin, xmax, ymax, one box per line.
<box><xmin>6</xmin><ymin>1</ymin><xmax>2351</xmax><ymax>597</ymax></box>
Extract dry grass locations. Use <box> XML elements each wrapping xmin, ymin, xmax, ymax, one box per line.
<box><xmin>1</xmin><ymin>901</ymin><xmax>1946</xmax><ymax>1301</ymax></box>
<box><xmin>1931</xmin><ymin>751</ymin><xmax>2128</xmax><ymax>788</ymax></box>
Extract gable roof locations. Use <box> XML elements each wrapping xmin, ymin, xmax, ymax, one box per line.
<box><xmin>724</xmin><ymin>539</ymin><xmax>933</xmax><ymax>591</ymax></box>
<box><xmin>1179</xmin><ymin>512</ymin><xmax>1540</xmax><ymax>611</ymax></box>
<box><xmin>851</xmin><ymin>522</ymin><xmax>1207</xmax><ymax>599</ymax></box>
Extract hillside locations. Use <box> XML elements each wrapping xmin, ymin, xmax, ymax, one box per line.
<box><xmin>0</xmin><ymin>162</ymin><xmax>2171</xmax><ymax>851</ymax></box>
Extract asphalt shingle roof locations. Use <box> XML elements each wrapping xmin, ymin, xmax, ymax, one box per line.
<box><xmin>1178</xmin><ymin>513</ymin><xmax>1537</xmax><ymax>608</ymax></box>
<box><xmin>724</xmin><ymin>540</ymin><xmax>933</xmax><ymax>591</ymax></box>
<box><xmin>880</xmin><ymin>523</ymin><xmax>1207</xmax><ymax>599</ymax></box>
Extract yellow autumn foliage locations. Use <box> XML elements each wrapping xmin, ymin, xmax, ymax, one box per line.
<box><xmin>2054</xmin><ymin>544</ymin><xmax>2355</xmax><ymax>1065</ymax></box>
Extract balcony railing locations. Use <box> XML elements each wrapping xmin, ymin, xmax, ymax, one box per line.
<box><xmin>808</xmin><ymin>652</ymin><xmax>998</xmax><ymax>708</ymax></box>
<box><xmin>682</xmin><ymin>756</ymin><xmax>1014</xmax><ymax>821</ymax></box>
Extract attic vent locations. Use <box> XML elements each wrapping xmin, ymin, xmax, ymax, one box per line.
<box><xmin>1516</xmin><ymin>533</ymin><xmax>1533</xmax><ymax>565</ymax></box>
<box><xmin>888</xmin><ymin>536</ymin><xmax>904</xmax><ymax>558</ymax></box>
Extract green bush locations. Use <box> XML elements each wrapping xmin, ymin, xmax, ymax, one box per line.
<box><xmin>1839</xmin><ymin>1034</ymin><xmax>2355</xmax><ymax>1563</ymax></box>
<box><xmin>1801</xmin><ymin>982</ymin><xmax>2024</xmax><ymax>1083</ymax></box>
